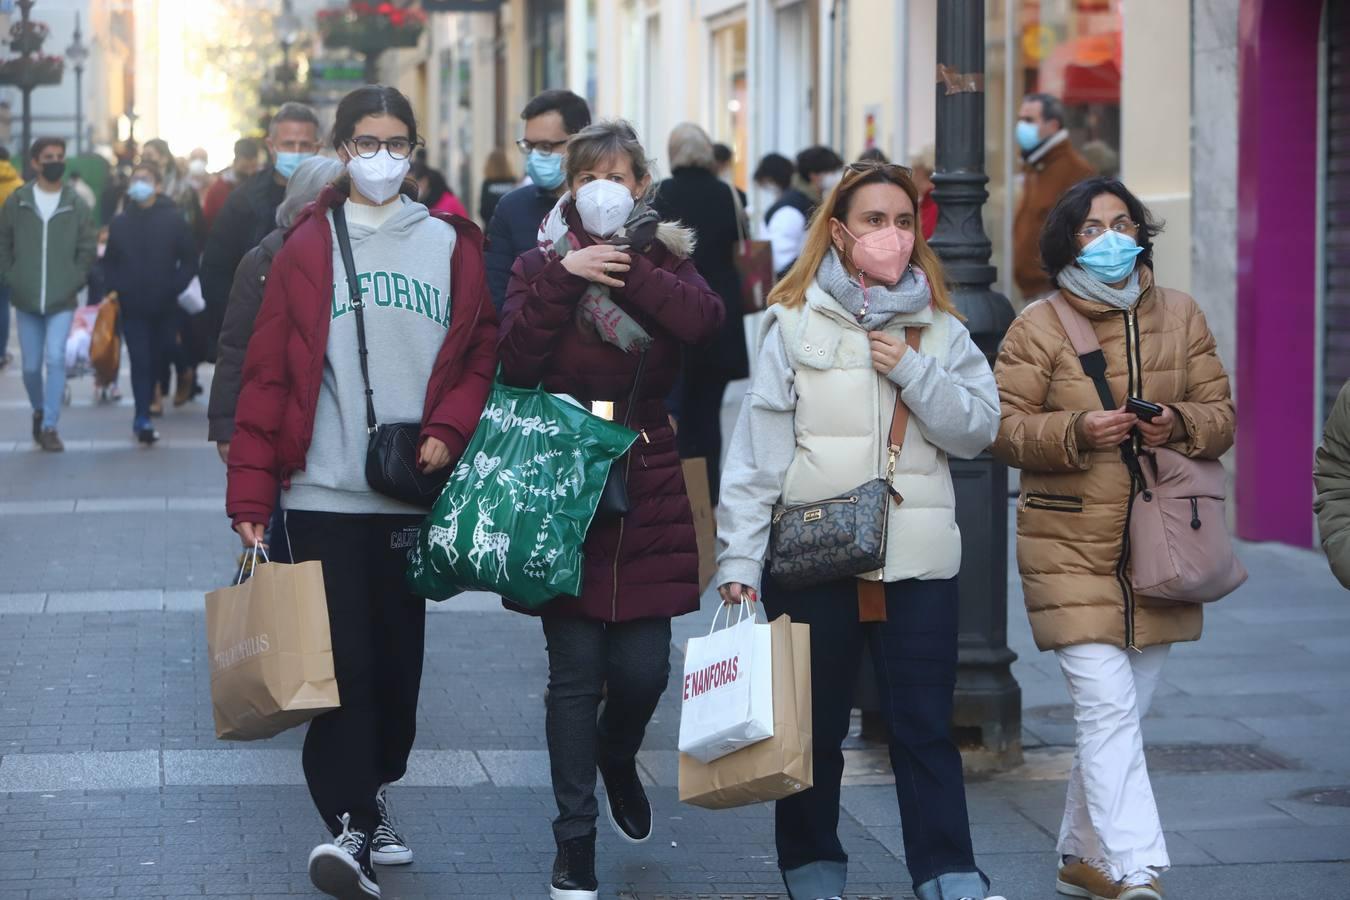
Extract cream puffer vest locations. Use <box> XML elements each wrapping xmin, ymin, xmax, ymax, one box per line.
<box><xmin>765</xmin><ymin>283</ymin><xmax>962</xmax><ymax>582</ymax></box>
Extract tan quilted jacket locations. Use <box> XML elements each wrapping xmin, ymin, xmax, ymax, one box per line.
<box><xmin>993</xmin><ymin>269</ymin><xmax>1235</xmax><ymax>651</ymax></box>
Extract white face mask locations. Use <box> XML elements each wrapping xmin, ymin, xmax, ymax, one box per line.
<box><xmin>347</xmin><ymin>149</ymin><xmax>410</xmax><ymax>205</ymax></box>
<box><xmin>188</xmin><ymin>159</ymin><xmax>208</xmax><ymax>176</ymax></box>
<box><xmin>820</xmin><ymin>169</ymin><xmax>844</xmax><ymax>193</ymax></box>
<box><xmin>574</xmin><ymin>179</ymin><xmax>636</xmax><ymax>238</ymax></box>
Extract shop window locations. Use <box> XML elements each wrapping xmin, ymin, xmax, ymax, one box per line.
<box><xmin>528</xmin><ymin>0</ymin><xmax>567</xmax><ymax>95</ymax></box>
<box><xmin>710</xmin><ymin>18</ymin><xmax>748</xmax><ymax>187</ymax></box>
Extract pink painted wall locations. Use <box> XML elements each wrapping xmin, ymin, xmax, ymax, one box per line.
<box><xmin>1235</xmin><ymin>0</ymin><xmax>1324</xmax><ymax>546</ymax></box>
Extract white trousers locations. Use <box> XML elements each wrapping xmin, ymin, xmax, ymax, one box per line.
<box><xmin>1055</xmin><ymin>642</ymin><xmax>1171</xmax><ymax>880</ymax></box>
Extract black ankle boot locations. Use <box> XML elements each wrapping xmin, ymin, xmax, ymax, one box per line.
<box><xmin>550</xmin><ymin>832</ymin><xmax>598</xmax><ymax>900</ymax></box>
<box><xmin>598</xmin><ymin>757</ymin><xmax>653</xmax><ymax>843</ymax></box>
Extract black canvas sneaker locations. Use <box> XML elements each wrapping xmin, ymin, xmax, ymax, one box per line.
<box><xmin>370</xmin><ymin>784</ymin><xmax>413</xmax><ymax>865</ymax></box>
<box><xmin>308</xmin><ymin>813</ymin><xmax>380</xmax><ymax>899</ymax></box>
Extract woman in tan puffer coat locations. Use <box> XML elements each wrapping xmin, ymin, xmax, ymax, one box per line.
<box><xmin>993</xmin><ymin>178</ymin><xmax>1233</xmax><ymax>900</ymax></box>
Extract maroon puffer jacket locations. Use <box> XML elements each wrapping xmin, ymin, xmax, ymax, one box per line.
<box><xmin>226</xmin><ymin>186</ymin><xmax>499</xmax><ymax>527</ymax></box>
<box><xmin>500</xmin><ymin>202</ymin><xmax>725</xmax><ymax>621</ymax></box>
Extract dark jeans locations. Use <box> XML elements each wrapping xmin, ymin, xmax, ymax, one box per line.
<box><xmin>761</xmin><ymin>576</ymin><xmax>982</xmax><ymax>894</ymax></box>
<box><xmin>0</xmin><ymin>284</ymin><xmax>10</xmax><ymax>360</ymax></box>
<box><xmin>541</xmin><ymin>614</ymin><xmax>672</xmax><ymax>842</ymax></box>
<box><xmin>284</xmin><ymin>510</ymin><xmax>426</xmax><ymax>834</ymax></box>
<box><xmin>675</xmin><ymin>372</ymin><xmax>729</xmax><ymax>504</ymax></box>
<box><xmin>157</xmin><ymin>308</ymin><xmax>197</xmax><ymax>395</ymax></box>
<box><xmin>122</xmin><ymin>312</ymin><xmax>177</xmax><ymax>422</ymax></box>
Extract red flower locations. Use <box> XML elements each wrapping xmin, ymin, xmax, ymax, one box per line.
<box><xmin>390</xmin><ymin>10</ymin><xmax>405</xmax><ymax>26</ymax></box>
<box><xmin>377</xmin><ymin>2</ymin><xmax>395</xmax><ymax>13</ymax></box>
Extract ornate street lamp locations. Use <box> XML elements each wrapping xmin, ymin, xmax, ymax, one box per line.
<box><xmin>929</xmin><ymin>0</ymin><xmax>1022</xmax><ymax>770</ymax></box>
<box><xmin>0</xmin><ymin>0</ymin><xmax>65</xmax><ymax>176</ymax></box>
<box><xmin>65</xmin><ymin>12</ymin><xmax>89</xmax><ymax>154</ymax></box>
<box><xmin>278</xmin><ymin>0</ymin><xmax>302</xmax><ymax>87</ymax></box>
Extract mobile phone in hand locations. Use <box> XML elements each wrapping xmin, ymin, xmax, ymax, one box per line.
<box><xmin>1126</xmin><ymin>397</ymin><xmax>1165</xmax><ymax>422</ymax></box>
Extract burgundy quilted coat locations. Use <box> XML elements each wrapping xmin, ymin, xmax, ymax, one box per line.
<box><xmin>499</xmin><ymin>201</ymin><xmax>725</xmax><ymax>621</ymax></box>
<box><xmin>226</xmin><ymin>186</ymin><xmax>499</xmax><ymax>527</ymax></box>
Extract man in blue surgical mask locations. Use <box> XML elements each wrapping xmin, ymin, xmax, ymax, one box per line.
<box><xmin>1011</xmin><ymin>92</ymin><xmax>1095</xmax><ymax>301</ymax></box>
<box><xmin>200</xmin><ymin>102</ymin><xmax>322</xmax><ymax>361</ymax></box>
<box><xmin>484</xmin><ymin>90</ymin><xmax>591</xmax><ymax>312</ymax></box>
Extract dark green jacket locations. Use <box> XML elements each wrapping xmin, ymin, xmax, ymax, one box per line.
<box><xmin>0</xmin><ymin>182</ymin><xmax>98</xmax><ymax>315</ymax></box>
<box><xmin>1315</xmin><ymin>380</ymin><xmax>1350</xmax><ymax>589</ymax></box>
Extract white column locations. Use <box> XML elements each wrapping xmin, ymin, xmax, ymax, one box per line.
<box><xmin>817</xmin><ymin>0</ymin><xmax>834</xmax><ymax>146</ymax></box>
<box><xmin>658</xmin><ymin>0</ymin><xmax>689</xmax><ymax>147</ymax></box>
<box><xmin>891</xmin><ymin>0</ymin><xmax>909</xmax><ymax>161</ymax></box>
<box><xmin>566</xmin><ymin>0</ymin><xmax>590</xmax><ymax>99</ymax></box>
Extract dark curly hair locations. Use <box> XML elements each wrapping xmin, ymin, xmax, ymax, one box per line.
<box><xmin>1039</xmin><ymin>177</ymin><xmax>1164</xmax><ymax>282</ymax></box>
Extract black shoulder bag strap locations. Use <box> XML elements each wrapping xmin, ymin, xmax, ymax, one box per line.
<box><xmin>332</xmin><ymin>203</ymin><xmax>379</xmax><ymax>435</ymax></box>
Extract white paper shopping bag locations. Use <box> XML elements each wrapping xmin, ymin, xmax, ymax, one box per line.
<box><xmin>677</xmin><ymin>602</ymin><xmax>774</xmax><ymax>763</ymax></box>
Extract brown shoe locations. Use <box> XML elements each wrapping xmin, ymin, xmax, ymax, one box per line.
<box><xmin>1118</xmin><ymin>870</ymin><xmax>1163</xmax><ymax>900</ymax></box>
<box><xmin>173</xmin><ymin>369</ymin><xmax>195</xmax><ymax>407</ymax></box>
<box><xmin>32</xmin><ymin>410</ymin><xmax>42</xmax><ymax>442</ymax></box>
<box><xmin>37</xmin><ymin>429</ymin><xmax>64</xmax><ymax>452</ymax></box>
<box><xmin>149</xmin><ymin>385</ymin><xmax>164</xmax><ymax>418</ymax></box>
<box><xmin>1057</xmin><ymin>858</ymin><xmax>1121</xmax><ymax>899</ymax></box>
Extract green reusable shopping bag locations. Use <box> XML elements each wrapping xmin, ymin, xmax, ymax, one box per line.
<box><xmin>406</xmin><ymin>380</ymin><xmax>638</xmax><ymax>608</ymax></box>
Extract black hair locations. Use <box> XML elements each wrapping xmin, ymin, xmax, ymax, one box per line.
<box><xmin>713</xmin><ymin>143</ymin><xmax>733</xmax><ymax>165</ymax></box>
<box><xmin>1023</xmin><ymin>92</ymin><xmax>1067</xmax><ymax>130</ymax></box>
<box><xmin>413</xmin><ymin>163</ymin><xmax>451</xmax><ymax>207</ymax></box>
<box><xmin>331</xmin><ymin>86</ymin><xmax>418</xmax><ymax>151</ymax></box>
<box><xmin>521</xmin><ymin>89</ymin><xmax>592</xmax><ymax>135</ymax></box>
<box><xmin>796</xmin><ymin>145</ymin><xmax>844</xmax><ymax>180</ymax></box>
<box><xmin>753</xmin><ymin>153</ymin><xmax>794</xmax><ymax>190</ymax></box>
<box><xmin>856</xmin><ymin>147</ymin><xmax>890</xmax><ymax>164</ymax></box>
<box><xmin>233</xmin><ymin>137</ymin><xmax>261</xmax><ymax>161</ymax></box>
<box><xmin>133</xmin><ymin>161</ymin><xmax>163</xmax><ymax>184</ymax></box>
<box><xmin>0</xmin><ymin>145</ymin><xmax>10</xmax><ymax>161</ymax></box>
<box><xmin>30</xmin><ymin>137</ymin><xmax>66</xmax><ymax>161</ymax></box>
<box><xmin>1039</xmin><ymin>177</ymin><xmax>1164</xmax><ymax>281</ymax></box>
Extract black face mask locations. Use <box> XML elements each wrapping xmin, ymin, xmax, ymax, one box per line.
<box><xmin>40</xmin><ymin>161</ymin><xmax>66</xmax><ymax>183</ymax></box>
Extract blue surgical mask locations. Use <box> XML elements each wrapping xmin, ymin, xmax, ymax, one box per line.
<box><xmin>127</xmin><ymin>180</ymin><xmax>155</xmax><ymax>204</ymax></box>
<box><xmin>1076</xmin><ymin>230</ymin><xmax>1143</xmax><ymax>283</ymax></box>
<box><xmin>274</xmin><ymin>151</ymin><xmax>314</xmax><ymax>180</ymax></box>
<box><xmin>1016</xmin><ymin>121</ymin><xmax>1042</xmax><ymax>153</ymax></box>
<box><xmin>525</xmin><ymin>149</ymin><xmax>565</xmax><ymax>191</ymax></box>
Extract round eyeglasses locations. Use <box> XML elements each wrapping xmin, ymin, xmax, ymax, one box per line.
<box><xmin>347</xmin><ymin>136</ymin><xmax>417</xmax><ymax>160</ymax></box>
<box><xmin>1077</xmin><ymin>221</ymin><xmax>1140</xmax><ymax>240</ymax></box>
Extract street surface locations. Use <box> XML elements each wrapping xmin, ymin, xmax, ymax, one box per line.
<box><xmin>1</xmin><ymin>360</ymin><xmax>1348</xmax><ymax>899</ymax></box>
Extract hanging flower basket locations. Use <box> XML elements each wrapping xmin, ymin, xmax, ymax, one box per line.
<box><xmin>0</xmin><ymin>55</ymin><xmax>64</xmax><ymax>89</ymax></box>
<box><xmin>317</xmin><ymin>2</ymin><xmax>426</xmax><ymax>57</ymax></box>
<box><xmin>9</xmin><ymin>20</ymin><xmax>49</xmax><ymax>56</ymax></box>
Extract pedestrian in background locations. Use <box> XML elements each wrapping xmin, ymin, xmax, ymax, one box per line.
<box><xmin>412</xmin><ymin>162</ymin><xmax>469</xmax><ymax>218</ymax></box>
<box><xmin>499</xmin><ymin>119</ymin><xmax>724</xmax><ymax>900</ymax></box>
<box><xmin>0</xmin><ymin>145</ymin><xmax>21</xmax><ymax>369</ymax></box>
<box><xmin>227</xmin><ymin>85</ymin><xmax>497</xmax><ymax>900</ymax></box>
<box><xmin>712</xmin><ymin>141</ymin><xmax>735</xmax><ymax>183</ymax></box>
<box><xmin>1316</xmin><ymin>380</ymin><xmax>1350</xmax><ymax>589</ymax></box>
<box><xmin>653</xmin><ymin>122</ymin><xmax>748</xmax><ymax>500</ymax></box>
<box><xmin>994</xmin><ymin>177</ymin><xmax>1234</xmax><ymax>900</ymax></box>
<box><xmin>1012</xmin><ymin>92</ymin><xmax>1095</xmax><ymax>300</ymax></box>
<box><xmin>715</xmin><ymin>160</ymin><xmax>1003</xmax><ymax>900</ymax></box>
<box><xmin>478</xmin><ymin>147</ymin><xmax>516</xmax><ymax>225</ymax></box>
<box><xmin>201</xmin><ymin>102</ymin><xmax>322</xmax><ymax>361</ymax></box>
<box><xmin>0</xmin><ymin>138</ymin><xmax>97</xmax><ymax>452</ymax></box>
<box><xmin>486</xmin><ymin>89</ymin><xmax>591</xmax><ymax>312</ymax></box>
<box><xmin>102</xmin><ymin>162</ymin><xmax>198</xmax><ymax>445</ymax></box>
<box><xmin>758</xmin><ymin>145</ymin><xmax>843</xmax><ymax>279</ymax></box>
<box><xmin>202</xmin><ymin>137</ymin><xmax>263</xmax><ymax>231</ymax></box>
<box><xmin>909</xmin><ymin>145</ymin><xmax>939</xmax><ymax>240</ymax></box>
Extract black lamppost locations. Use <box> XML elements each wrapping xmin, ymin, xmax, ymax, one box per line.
<box><xmin>65</xmin><ymin>12</ymin><xmax>88</xmax><ymax>155</ymax></box>
<box><xmin>278</xmin><ymin>0</ymin><xmax>301</xmax><ymax>88</ymax></box>
<box><xmin>929</xmin><ymin>0</ymin><xmax>1022</xmax><ymax>770</ymax></box>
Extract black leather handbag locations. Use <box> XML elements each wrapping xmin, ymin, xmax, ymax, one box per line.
<box><xmin>333</xmin><ymin>204</ymin><xmax>450</xmax><ymax>509</ymax></box>
<box><xmin>595</xmin><ymin>350</ymin><xmax>647</xmax><ymax>519</ymax></box>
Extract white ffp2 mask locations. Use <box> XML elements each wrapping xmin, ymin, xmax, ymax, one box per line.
<box><xmin>574</xmin><ymin>179</ymin><xmax>636</xmax><ymax>238</ymax></box>
<box><xmin>347</xmin><ymin>149</ymin><xmax>411</xmax><ymax>205</ymax></box>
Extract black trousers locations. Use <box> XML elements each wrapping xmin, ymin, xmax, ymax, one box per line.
<box><xmin>761</xmin><ymin>576</ymin><xmax>981</xmax><ymax>891</ymax></box>
<box><xmin>122</xmin><ymin>312</ymin><xmax>176</xmax><ymax>421</ymax></box>
<box><xmin>675</xmin><ymin>372</ymin><xmax>729</xmax><ymax>504</ymax></box>
<box><xmin>541</xmin><ymin>615</ymin><xmax>672</xmax><ymax>842</ymax></box>
<box><xmin>283</xmin><ymin>510</ymin><xmax>427</xmax><ymax>834</ymax></box>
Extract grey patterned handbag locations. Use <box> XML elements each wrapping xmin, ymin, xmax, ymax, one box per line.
<box><xmin>767</xmin><ymin>330</ymin><xmax>921</xmax><ymax>591</ymax></box>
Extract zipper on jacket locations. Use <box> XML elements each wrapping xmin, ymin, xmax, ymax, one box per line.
<box><xmin>1022</xmin><ymin>492</ymin><xmax>1083</xmax><ymax>513</ymax></box>
<box><xmin>1120</xmin><ymin>307</ymin><xmax>1144</xmax><ymax>651</ymax></box>
<box><xmin>611</xmin><ymin>448</ymin><xmax>635</xmax><ymax>621</ymax></box>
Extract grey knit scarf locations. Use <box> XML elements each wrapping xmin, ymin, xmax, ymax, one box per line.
<box><xmin>1057</xmin><ymin>264</ymin><xmax>1142</xmax><ymax>310</ymax></box>
<box><xmin>816</xmin><ymin>248</ymin><xmax>932</xmax><ymax>330</ymax></box>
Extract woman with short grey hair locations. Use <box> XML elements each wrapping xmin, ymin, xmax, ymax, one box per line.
<box><xmin>666</xmin><ymin>121</ymin><xmax>717</xmax><ymax>172</ymax></box>
<box><xmin>208</xmin><ymin>155</ymin><xmax>345</xmax><ymax>476</ymax></box>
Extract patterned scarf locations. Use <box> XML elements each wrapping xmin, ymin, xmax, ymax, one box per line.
<box><xmin>815</xmin><ymin>247</ymin><xmax>932</xmax><ymax>330</ymax></box>
<box><xmin>537</xmin><ymin>194</ymin><xmax>657</xmax><ymax>353</ymax></box>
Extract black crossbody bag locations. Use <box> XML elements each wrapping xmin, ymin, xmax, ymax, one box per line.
<box><xmin>332</xmin><ymin>203</ymin><xmax>450</xmax><ymax>508</ymax></box>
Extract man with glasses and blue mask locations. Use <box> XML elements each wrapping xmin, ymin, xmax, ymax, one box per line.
<box><xmin>200</xmin><ymin>102</ymin><xmax>322</xmax><ymax>361</ymax></box>
<box><xmin>484</xmin><ymin>89</ymin><xmax>591</xmax><ymax>312</ymax></box>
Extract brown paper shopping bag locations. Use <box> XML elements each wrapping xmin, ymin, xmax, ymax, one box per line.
<box><xmin>678</xmin><ymin>613</ymin><xmax>813</xmax><ymax>809</ymax></box>
<box><xmin>682</xmin><ymin>457</ymin><xmax>717</xmax><ymax>593</ymax></box>
<box><xmin>205</xmin><ymin>556</ymin><xmax>340</xmax><ymax>740</ymax></box>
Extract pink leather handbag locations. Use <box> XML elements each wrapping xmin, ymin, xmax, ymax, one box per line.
<box><xmin>1048</xmin><ymin>293</ymin><xmax>1247</xmax><ymax>603</ymax></box>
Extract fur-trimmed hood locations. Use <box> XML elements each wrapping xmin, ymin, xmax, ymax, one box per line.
<box><xmin>538</xmin><ymin>191</ymin><xmax>696</xmax><ymax>259</ymax></box>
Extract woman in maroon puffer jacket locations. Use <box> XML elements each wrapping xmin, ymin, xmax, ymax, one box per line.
<box><xmin>499</xmin><ymin>120</ymin><xmax>723</xmax><ymax>899</ymax></box>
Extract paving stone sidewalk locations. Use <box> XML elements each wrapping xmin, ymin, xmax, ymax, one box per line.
<box><xmin>1</xmin><ymin>361</ymin><xmax>1348</xmax><ymax>899</ymax></box>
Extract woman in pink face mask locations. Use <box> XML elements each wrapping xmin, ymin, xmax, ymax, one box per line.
<box><xmin>713</xmin><ymin>162</ymin><xmax>1005</xmax><ymax>900</ymax></box>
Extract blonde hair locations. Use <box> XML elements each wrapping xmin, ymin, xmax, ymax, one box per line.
<box><xmin>667</xmin><ymin>122</ymin><xmax>715</xmax><ymax>171</ymax></box>
<box><xmin>767</xmin><ymin>161</ymin><xmax>961</xmax><ymax>319</ymax></box>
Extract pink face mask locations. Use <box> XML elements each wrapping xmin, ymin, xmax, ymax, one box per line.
<box><xmin>840</xmin><ymin>223</ymin><xmax>915</xmax><ymax>286</ymax></box>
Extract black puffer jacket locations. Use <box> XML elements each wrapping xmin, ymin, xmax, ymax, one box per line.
<box><xmin>207</xmin><ymin>228</ymin><xmax>284</xmax><ymax>443</ymax></box>
<box><xmin>102</xmin><ymin>195</ymin><xmax>198</xmax><ymax>318</ymax></box>
<box><xmin>653</xmin><ymin>167</ymin><xmax>748</xmax><ymax>380</ymax></box>
<box><xmin>484</xmin><ymin>183</ymin><xmax>558</xmax><ymax>313</ymax></box>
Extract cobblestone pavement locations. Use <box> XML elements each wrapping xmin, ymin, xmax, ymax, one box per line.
<box><xmin>1</xmin><ymin>361</ymin><xmax>1348</xmax><ymax>899</ymax></box>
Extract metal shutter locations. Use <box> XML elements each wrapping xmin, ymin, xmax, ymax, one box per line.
<box><xmin>1326</xmin><ymin>0</ymin><xmax>1350</xmax><ymax>417</ymax></box>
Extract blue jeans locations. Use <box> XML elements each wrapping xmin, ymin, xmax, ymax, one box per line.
<box><xmin>761</xmin><ymin>576</ymin><xmax>988</xmax><ymax>900</ymax></box>
<box><xmin>17</xmin><ymin>308</ymin><xmax>75</xmax><ymax>431</ymax></box>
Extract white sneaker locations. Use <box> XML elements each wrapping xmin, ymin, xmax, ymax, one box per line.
<box><xmin>1119</xmin><ymin>867</ymin><xmax>1163</xmax><ymax>900</ymax></box>
<box><xmin>370</xmin><ymin>784</ymin><xmax>412</xmax><ymax>866</ymax></box>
